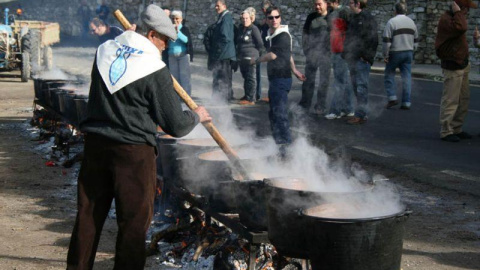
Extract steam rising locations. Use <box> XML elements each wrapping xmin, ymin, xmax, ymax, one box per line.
<box><xmin>177</xmin><ymin>97</ymin><xmax>403</xmax><ymax>218</ymax></box>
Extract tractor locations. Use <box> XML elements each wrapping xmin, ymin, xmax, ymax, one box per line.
<box><xmin>0</xmin><ymin>7</ymin><xmax>60</xmax><ymax>82</ymax></box>
<box><xmin>0</xmin><ymin>8</ymin><xmax>30</xmax><ymax>82</ymax></box>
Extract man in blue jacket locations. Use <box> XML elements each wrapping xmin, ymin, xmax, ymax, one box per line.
<box><xmin>208</xmin><ymin>0</ymin><xmax>236</xmax><ymax>102</ymax></box>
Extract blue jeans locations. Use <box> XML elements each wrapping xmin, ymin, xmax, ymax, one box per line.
<box><xmin>384</xmin><ymin>51</ymin><xmax>413</xmax><ymax>107</ymax></box>
<box><xmin>329</xmin><ymin>53</ymin><xmax>353</xmax><ymax>115</ymax></box>
<box><xmin>256</xmin><ymin>63</ymin><xmax>262</xmax><ymax>100</ymax></box>
<box><xmin>169</xmin><ymin>53</ymin><xmax>191</xmax><ymax>96</ymax></box>
<box><xmin>268</xmin><ymin>78</ymin><xmax>292</xmax><ymax>144</ymax></box>
<box><xmin>348</xmin><ymin>59</ymin><xmax>371</xmax><ymax>119</ymax></box>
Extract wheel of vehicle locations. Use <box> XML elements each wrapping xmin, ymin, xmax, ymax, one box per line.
<box><xmin>43</xmin><ymin>46</ymin><xmax>53</xmax><ymax>70</ymax></box>
<box><xmin>21</xmin><ymin>29</ymin><xmax>41</xmax><ymax>70</ymax></box>
<box><xmin>21</xmin><ymin>52</ymin><xmax>31</xmax><ymax>82</ymax></box>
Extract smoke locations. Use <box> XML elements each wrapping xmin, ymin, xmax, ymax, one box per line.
<box><xmin>34</xmin><ymin>68</ymin><xmax>75</xmax><ymax>80</ymax></box>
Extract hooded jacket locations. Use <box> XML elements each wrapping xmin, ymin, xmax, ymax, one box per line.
<box><xmin>435</xmin><ymin>9</ymin><xmax>469</xmax><ymax>70</ymax></box>
<box><xmin>266</xmin><ymin>25</ymin><xmax>292</xmax><ymax>79</ymax></box>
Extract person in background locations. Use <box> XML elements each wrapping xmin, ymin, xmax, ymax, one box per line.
<box><xmin>474</xmin><ymin>25</ymin><xmax>480</xmax><ymax>48</ymax></box>
<box><xmin>435</xmin><ymin>0</ymin><xmax>476</xmax><ymax>142</ymax></box>
<box><xmin>324</xmin><ymin>0</ymin><xmax>354</xmax><ymax>120</ymax></box>
<box><xmin>237</xmin><ymin>7</ymin><xmax>264</xmax><ymax>105</ymax></box>
<box><xmin>208</xmin><ymin>0</ymin><xmax>236</xmax><ymax>102</ymax></box>
<box><xmin>255</xmin><ymin>0</ymin><xmax>274</xmax><ymax>102</ymax></box>
<box><xmin>255</xmin><ymin>6</ymin><xmax>305</xmax><ymax>156</ymax></box>
<box><xmin>383</xmin><ymin>1</ymin><xmax>418</xmax><ymax>110</ymax></box>
<box><xmin>78</xmin><ymin>0</ymin><xmax>92</xmax><ymax>38</ymax></box>
<box><xmin>168</xmin><ymin>10</ymin><xmax>193</xmax><ymax>96</ymax></box>
<box><xmin>342</xmin><ymin>0</ymin><xmax>378</xmax><ymax>125</ymax></box>
<box><xmin>66</xmin><ymin>5</ymin><xmax>211</xmax><ymax>269</ymax></box>
<box><xmin>299</xmin><ymin>0</ymin><xmax>331</xmax><ymax>115</ymax></box>
<box><xmin>89</xmin><ymin>17</ymin><xmax>123</xmax><ymax>44</ymax></box>
<box><xmin>96</xmin><ymin>0</ymin><xmax>110</xmax><ymax>23</ymax></box>
<box><xmin>162</xmin><ymin>7</ymin><xmax>171</xmax><ymax>68</ymax></box>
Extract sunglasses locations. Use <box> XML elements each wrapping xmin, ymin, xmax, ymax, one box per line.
<box><xmin>267</xmin><ymin>15</ymin><xmax>281</xmax><ymax>20</ymax></box>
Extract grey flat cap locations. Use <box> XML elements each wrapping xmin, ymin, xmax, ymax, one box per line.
<box><xmin>139</xmin><ymin>4</ymin><xmax>177</xmax><ymax>41</ymax></box>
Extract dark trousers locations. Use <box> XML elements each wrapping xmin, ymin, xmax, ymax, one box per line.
<box><xmin>240</xmin><ymin>62</ymin><xmax>257</xmax><ymax>101</ymax></box>
<box><xmin>256</xmin><ymin>62</ymin><xmax>262</xmax><ymax>100</ymax></box>
<box><xmin>269</xmin><ymin>77</ymin><xmax>293</xmax><ymax>144</ymax></box>
<box><xmin>299</xmin><ymin>55</ymin><xmax>331</xmax><ymax>111</ymax></box>
<box><xmin>67</xmin><ymin>134</ymin><xmax>156</xmax><ymax>270</ymax></box>
<box><xmin>212</xmin><ymin>60</ymin><xmax>233</xmax><ymax>101</ymax></box>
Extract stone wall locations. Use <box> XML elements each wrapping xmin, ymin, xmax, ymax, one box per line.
<box><xmin>4</xmin><ymin>0</ymin><xmax>480</xmax><ymax>64</ymax></box>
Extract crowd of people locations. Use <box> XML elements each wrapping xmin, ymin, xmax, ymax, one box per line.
<box><xmin>203</xmin><ymin>0</ymin><xmax>477</xmax><ymax>143</ymax></box>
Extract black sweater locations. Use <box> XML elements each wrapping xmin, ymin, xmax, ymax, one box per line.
<box><xmin>81</xmin><ymin>59</ymin><xmax>199</xmax><ymax>146</ymax></box>
<box><xmin>343</xmin><ymin>10</ymin><xmax>378</xmax><ymax>65</ymax></box>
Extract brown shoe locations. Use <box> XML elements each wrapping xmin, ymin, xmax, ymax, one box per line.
<box><xmin>238</xmin><ymin>100</ymin><xmax>255</xmax><ymax>105</ymax></box>
<box><xmin>347</xmin><ymin>116</ymin><xmax>367</xmax><ymax>125</ymax></box>
<box><xmin>258</xmin><ymin>97</ymin><xmax>269</xmax><ymax>103</ymax></box>
<box><xmin>386</xmin><ymin>100</ymin><xmax>399</xmax><ymax>109</ymax></box>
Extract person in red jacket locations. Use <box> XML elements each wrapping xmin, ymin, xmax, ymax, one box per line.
<box><xmin>435</xmin><ymin>0</ymin><xmax>477</xmax><ymax>142</ymax></box>
<box><xmin>324</xmin><ymin>0</ymin><xmax>354</xmax><ymax>120</ymax></box>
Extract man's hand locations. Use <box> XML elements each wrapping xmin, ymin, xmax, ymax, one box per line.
<box><xmin>384</xmin><ymin>57</ymin><xmax>389</xmax><ymax>63</ymax></box>
<box><xmin>452</xmin><ymin>1</ymin><xmax>461</xmax><ymax>12</ymax></box>
<box><xmin>127</xmin><ymin>24</ymin><xmax>136</xmax><ymax>31</ymax></box>
<box><xmin>194</xmin><ymin>106</ymin><xmax>212</xmax><ymax>123</ymax></box>
<box><xmin>293</xmin><ymin>69</ymin><xmax>306</xmax><ymax>81</ymax></box>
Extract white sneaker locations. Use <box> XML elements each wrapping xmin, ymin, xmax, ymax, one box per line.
<box><xmin>325</xmin><ymin>113</ymin><xmax>339</xmax><ymax>120</ymax></box>
<box><xmin>346</xmin><ymin>112</ymin><xmax>355</xmax><ymax>117</ymax></box>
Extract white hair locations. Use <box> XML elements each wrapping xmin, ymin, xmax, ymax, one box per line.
<box><xmin>171</xmin><ymin>10</ymin><xmax>183</xmax><ymax>18</ymax></box>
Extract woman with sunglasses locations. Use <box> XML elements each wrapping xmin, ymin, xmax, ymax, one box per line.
<box><xmin>254</xmin><ymin>6</ymin><xmax>305</xmax><ymax>157</ymax></box>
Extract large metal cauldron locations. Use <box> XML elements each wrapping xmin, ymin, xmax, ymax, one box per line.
<box><xmin>74</xmin><ymin>95</ymin><xmax>88</xmax><ymax>126</ymax></box>
<box><xmin>264</xmin><ymin>177</ymin><xmax>374</xmax><ymax>259</ymax></box>
<box><xmin>233</xmin><ymin>176</ymin><xmax>268</xmax><ymax>231</ymax></box>
<box><xmin>302</xmin><ymin>204</ymin><xmax>410</xmax><ymax>270</ymax></box>
<box><xmin>195</xmin><ymin>147</ymin><xmax>276</xmax><ymax>213</ymax></box>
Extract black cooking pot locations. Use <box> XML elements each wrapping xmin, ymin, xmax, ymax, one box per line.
<box><xmin>74</xmin><ymin>96</ymin><xmax>88</xmax><ymax>126</ymax></box>
<box><xmin>193</xmin><ymin>147</ymin><xmax>276</xmax><ymax>213</ymax></box>
<box><xmin>33</xmin><ymin>79</ymin><xmax>70</xmax><ymax>106</ymax></box>
<box><xmin>264</xmin><ymin>177</ymin><xmax>374</xmax><ymax>259</ymax></box>
<box><xmin>302</xmin><ymin>204</ymin><xmax>411</xmax><ymax>270</ymax></box>
<box><xmin>64</xmin><ymin>92</ymin><xmax>78</xmax><ymax>125</ymax></box>
<box><xmin>233</xmin><ymin>178</ymin><xmax>268</xmax><ymax>231</ymax></box>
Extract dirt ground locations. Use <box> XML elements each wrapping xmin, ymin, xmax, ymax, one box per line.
<box><xmin>0</xmin><ymin>46</ymin><xmax>479</xmax><ymax>270</ymax></box>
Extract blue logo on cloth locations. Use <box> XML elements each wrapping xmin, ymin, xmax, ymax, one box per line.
<box><xmin>108</xmin><ymin>44</ymin><xmax>144</xmax><ymax>86</ymax></box>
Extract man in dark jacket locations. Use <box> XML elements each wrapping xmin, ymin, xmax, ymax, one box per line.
<box><xmin>435</xmin><ymin>0</ymin><xmax>476</xmax><ymax>142</ymax></box>
<box><xmin>342</xmin><ymin>0</ymin><xmax>378</xmax><ymax>124</ymax></box>
<box><xmin>299</xmin><ymin>0</ymin><xmax>331</xmax><ymax>115</ymax></box>
<box><xmin>208</xmin><ymin>0</ymin><xmax>236</xmax><ymax>102</ymax></box>
<box><xmin>89</xmin><ymin>17</ymin><xmax>123</xmax><ymax>44</ymax></box>
<box><xmin>66</xmin><ymin>5</ymin><xmax>211</xmax><ymax>269</ymax></box>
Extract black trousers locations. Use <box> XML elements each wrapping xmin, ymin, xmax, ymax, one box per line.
<box><xmin>212</xmin><ymin>60</ymin><xmax>233</xmax><ymax>101</ymax></box>
<box><xmin>67</xmin><ymin>133</ymin><xmax>156</xmax><ymax>270</ymax></box>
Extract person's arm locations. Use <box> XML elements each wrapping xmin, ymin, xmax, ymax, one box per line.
<box><xmin>149</xmin><ymin>68</ymin><xmax>208</xmax><ymax>137</ymax></box>
<box><xmin>382</xmin><ymin>20</ymin><xmax>393</xmax><ymax>63</ymax></box>
<box><xmin>290</xmin><ymin>56</ymin><xmax>306</xmax><ymax>81</ymax></box>
<box><xmin>252</xmin><ymin>25</ymin><xmax>264</xmax><ymax>54</ymax></box>
<box><xmin>176</xmin><ymin>28</ymin><xmax>188</xmax><ymax>44</ymax></box>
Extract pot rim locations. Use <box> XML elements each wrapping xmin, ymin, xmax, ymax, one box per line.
<box><xmin>301</xmin><ymin>205</ymin><xmax>411</xmax><ymax>223</ymax></box>
<box><xmin>264</xmin><ymin>177</ymin><xmax>374</xmax><ymax>194</ymax></box>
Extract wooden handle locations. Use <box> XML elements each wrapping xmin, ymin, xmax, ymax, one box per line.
<box><xmin>114</xmin><ymin>10</ymin><xmax>132</xmax><ymax>29</ymax></box>
<box><xmin>113</xmin><ymin>9</ymin><xmax>252</xmax><ymax>181</ymax></box>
